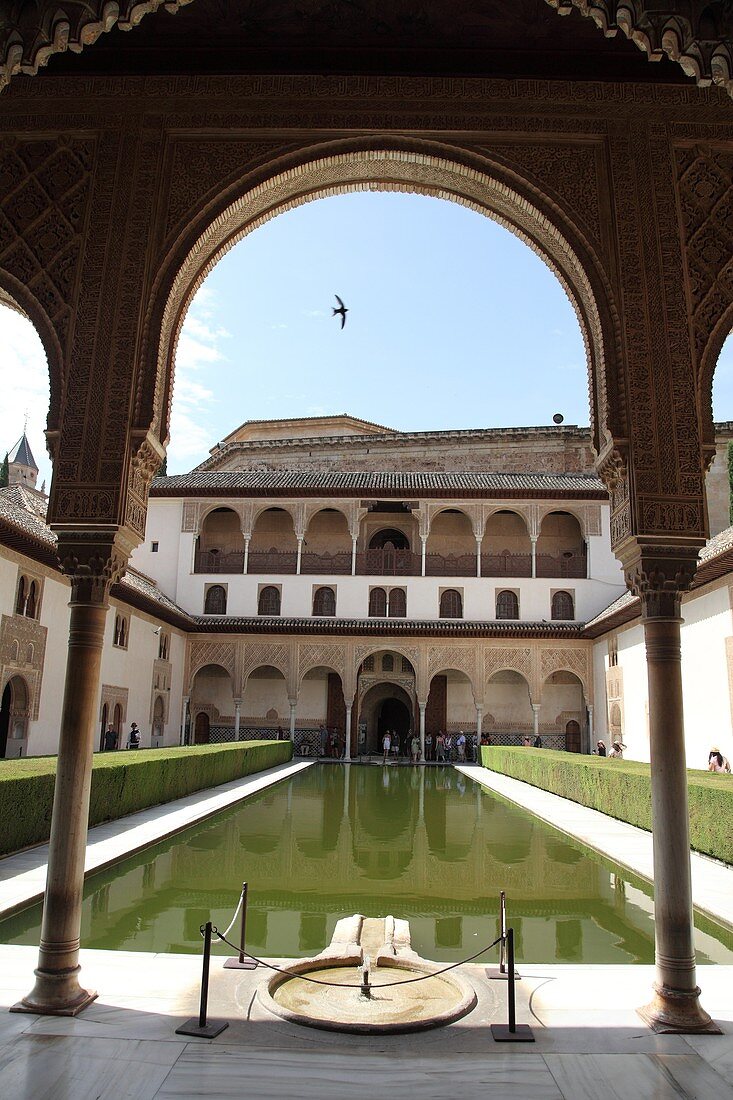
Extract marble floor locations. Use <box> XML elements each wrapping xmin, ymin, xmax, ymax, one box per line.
<box><xmin>0</xmin><ymin>759</ymin><xmax>313</xmax><ymax>919</ymax></box>
<box><xmin>457</xmin><ymin>764</ymin><xmax>733</xmax><ymax>929</ymax></box>
<box><xmin>0</xmin><ymin>946</ymin><xmax>731</xmax><ymax>1099</ymax></box>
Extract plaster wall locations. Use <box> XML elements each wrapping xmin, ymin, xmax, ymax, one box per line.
<box><xmin>445</xmin><ymin>678</ymin><xmax>476</xmax><ymax>725</ymax></box>
<box><xmin>27</xmin><ymin>571</ymin><xmax>71</xmax><ymax>756</ymax></box>
<box><xmin>130</xmin><ymin>499</ymin><xmax>183</xmax><ymax>598</ymax></box>
<box><xmin>485</xmin><ymin>675</ymin><xmax>534</xmax><ymax>728</ymax></box>
<box><xmin>705</xmin><ymin>438</ymin><xmax>732</xmax><ymax>538</ymax></box>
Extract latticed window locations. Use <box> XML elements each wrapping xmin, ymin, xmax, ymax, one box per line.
<box><xmin>551</xmin><ymin>590</ymin><xmax>574</xmax><ymax>620</ymax></box>
<box><xmin>258</xmin><ymin>586</ymin><xmax>281</xmax><ymax>616</ymax></box>
<box><xmin>363</xmin><ymin>655</ymin><xmax>374</xmax><ymax>672</ymax></box>
<box><xmin>401</xmin><ymin>656</ymin><xmax>413</xmax><ymax>674</ymax></box>
<box><xmin>388</xmin><ymin>588</ymin><xmax>407</xmax><ymax>618</ymax></box>
<box><xmin>382</xmin><ymin>653</ymin><xmax>394</xmax><ymax>672</ymax></box>
<box><xmin>439</xmin><ymin>589</ymin><xmax>462</xmax><ymax>619</ymax></box>
<box><xmin>204</xmin><ymin>585</ymin><xmax>227</xmax><ymax>615</ymax></box>
<box><xmin>313</xmin><ymin>586</ymin><xmax>336</xmax><ymax>616</ymax></box>
<box><xmin>496</xmin><ymin>590</ymin><xmax>519</xmax><ymax>620</ymax></box>
<box><xmin>368</xmin><ymin>587</ymin><xmax>387</xmax><ymax>617</ymax></box>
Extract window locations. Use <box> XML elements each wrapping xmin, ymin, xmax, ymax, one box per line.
<box><xmin>496</xmin><ymin>590</ymin><xmax>519</xmax><ymax>620</ymax></box>
<box><xmin>14</xmin><ymin>575</ymin><xmax>40</xmax><ymax>619</ymax></box>
<box><xmin>363</xmin><ymin>655</ymin><xmax>374</xmax><ymax>672</ymax></box>
<box><xmin>551</xmin><ymin>590</ymin><xmax>574</xmax><ymax>620</ymax></box>
<box><xmin>608</xmin><ymin>636</ymin><xmax>619</xmax><ymax>668</ymax></box>
<box><xmin>204</xmin><ymin>585</ymin><xmax>227</xmax><ymax>615</ymax></box>
<box><xmin>258</xmin><ymin>585</ymin><xmax>281</xmax><ymax>616</ymax></box>
<box><xmin>440</xmin><ymin>589</ymin><xmax>463</xmax><ymax>619</ymax></box>
<box><xmin>401</xmin><ymin>656</ymin><xmax>413</xmax><ymax>674</ymax></box>
<box><xmin>382</xmin><ymin>653</ymin><xmax>394</xmax><ymax>672</ymax></box>
<box><xmin>368</xmin><ymin>587</ymin><xmax>387</xmax><ymax>617</ymax></box>
<box><xmin>158</xmin><ymin>631</ymin><xmax>170</xmax><ymax>660</ymax></box>
<box><xmin>151</xmin><ymin>541</ymin><xmax>159</xmax><ymax>553</ymax></box>
<box><xmin>313</xmin><ymin>586</ymin><xmax>336</xmax><ymax>616</ymax></box>
<box><xmin>15</xmin><ymin>576</ymin><xmax>25</xmax><ymax>616</ymax></box>
<box><xmin>113</xmin><ymin>613</ymin><xmax>129</xmax><ymax>648</ymax></box>
<box><xmin>26</xmin><ymin>581</ymin><xmax>37</xmax><ymax>619</ymax></box>
<box><xmin>388</xmin><ymin>588</ymin><xmax>407</xmax><ymax>618</ymax></box>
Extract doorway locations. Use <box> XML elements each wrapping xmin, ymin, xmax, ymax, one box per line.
<box><xmin>565</xmin><ymin>720</ymin><xmax>581</xmax><ymax>753</ymax></box>
<box><xmin>377</xmin><ymin>697</ymin><xmax>411</xmax><ymax>751</ymax></box>
<box><xmin>194</xmin><ymin>712</ymin><xmax>210</xmax><ymax>744</ymax></box>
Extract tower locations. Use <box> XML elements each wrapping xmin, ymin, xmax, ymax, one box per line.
<box><xmin>8</xmin><ymin>433</ymin><xmax>39</xmax><ymax>490</ymax></box>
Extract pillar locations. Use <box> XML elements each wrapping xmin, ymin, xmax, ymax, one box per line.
<box><xmin>475</xmin><ymin>705</ymin><xmax>483</xmax><ymax>755</ymax></box>
<box><xmin>15</xmin><ymin>557</ymin><xmax>118</xmax><ymax>1016</ymax></box>
<box><xmin>180</xmin><ymin>695</ymin><xmax>189</xmax><ymax>746</ymax></box>
<box><xmin>344</xmin><ymin>703</ymin><xmax>352</xmax><ymax>762</ymax></box>
<box><xmin>289</xmin><ymin>699</ymin><xmax>297</xmax><ymax>742</ymax></box>
<box><xmin>586</xmin><ymin>703</ymin><xmax>594</xmax><ymax>754</ymax></box>
<box><xmin>418</xmin><ymin>701</ymin><xmax>426</xmax><ymax>763</ymax></box>
<box><xmin>532</xmin><ymin>703</ymin><xmax>540</xmax><ymax>742</ymax></box>
<box><xmin>530</xmin><ymin>536</ymin><xmax>537</xmax><ymax>578</ymax></box>
<box><xmin>476</xmin><ymin>538</ymin><xmax>482</xmax><ymax>577</ymax></box>
<box><xmin>234</xmin><ymin>698</ymin><xmax>241</xmax><ymax>740</ymax></box>
<box><xmin>420</xmin><ymin>535</ymin><xmax>427</xmax><ymax>577</ymax></box>
<box><xmin>296</xmin><ymin>537</ymin><xmax>303</xmax><ymax>575</ymax></box>
<box><xmin>351</xmin><ymin>537</ymin><xmax>358</xmax><ymax>576</ymax></box>
<box><xmin>636</xmin><ymin>585</ymin><xmax>716</xmax><ymax>1033</ymax></box>
<box><xmin>243</xmin><ymin>536</ymin><xmax>250</xmax><ymax>575</ymax></box>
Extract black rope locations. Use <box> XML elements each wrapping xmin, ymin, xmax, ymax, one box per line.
<box><xmin>211</xmin><ymin>926</ymin><xmax>504</xmax><ymax>990</ymax></box>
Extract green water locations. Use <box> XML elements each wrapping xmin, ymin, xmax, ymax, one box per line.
<box><xmin>1</xmin><ymin>765</ymin><xmax>731</xmax><ymax>964</ymax></box>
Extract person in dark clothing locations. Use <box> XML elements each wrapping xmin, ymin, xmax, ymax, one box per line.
<box><xmin>103</xmin><ymin>724</ymin><xmax>118</xmax><ymax>751</ymax></box>
<box><xmin>127</xmin><ymin>723</ymin><xmax>140</xmax><ymax>749</ymax></box>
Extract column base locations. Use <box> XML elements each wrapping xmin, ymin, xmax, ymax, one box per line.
<box><xmin>638</xmin><ymin>984</ymin><xmax>721</xmax><ymax>1034</ymax></box>
<box><xmin>11</xmin><ymin>965</ymin><xmax>98</xmax><ymax>1017</ymax></box>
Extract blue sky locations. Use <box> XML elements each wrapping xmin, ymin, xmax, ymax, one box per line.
<box><xmin>1</xmin><ymin>191</ymin><xmax>732</xmax><ymax>485</ymax></box>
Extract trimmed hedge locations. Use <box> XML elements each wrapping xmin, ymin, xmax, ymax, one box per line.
<box><xmin>481</xmin><ymin>746</ymin><xmax>733</xmax><ymax>865</ymax></box>
<box><xmin>0</xmin><ymin>740</ymin><xmax>292</xmax><ymax>857</ymax></box>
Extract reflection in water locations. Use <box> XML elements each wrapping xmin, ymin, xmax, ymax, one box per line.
<box><xmin>1</xmin><ymin>764</ymin><xmax>731</xmax><ymax>965</ymax></box>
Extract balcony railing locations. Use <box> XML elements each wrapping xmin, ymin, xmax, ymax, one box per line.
<box><xmin>425</xmin><ymin>553</ymin><xmax>477</xmax><ymax>577</ymax></box>
<box><xmin>481</xmin><ymin>552</ymin><xmax>532</xmax><ymax>578</ymax></box>
<box><xmin>536</xmin><ymin>551</ymin><xmax>587</xmax><ymax>579</ymax></box>
<box><xmin>356</xmin><ymin>549</ymin><xmax>420</xmax><ymax>576</ymax></box>
<box><xmin>300</xmin><ymin>551</ymin><xmax>352</xmax><ymax>575</ymax></box>
<box><xmin>194</xmin><ymin>549</ymin><xmax>244</xmax><ymax>574</ymax></box>
<box><xmin>247</xmin><ymin>549</ymin><xmax>298</xmax><ymax>574</ymax></box>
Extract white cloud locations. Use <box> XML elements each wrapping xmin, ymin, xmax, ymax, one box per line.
<box><xmin>0</xmin><ymin>305</ymin><xmax>52</xmax><ymax>487</ymax></box>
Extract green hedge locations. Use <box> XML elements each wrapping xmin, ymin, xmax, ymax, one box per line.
<box><xmin>0</xmin><ymin>741</ymin><xmax>292</xmax><ymax>857</ymax></box>
<box><xmin>481</xmin><ymin>746</ymin><xmax>733</xmax><ymax>865</ymax></box>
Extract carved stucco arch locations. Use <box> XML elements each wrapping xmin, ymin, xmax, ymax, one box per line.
<box><xmin>428</xmin><ymin>666</ymin><xmax>479</xmax><ymax>707</ymax></box>
<box><xmin>250</xmin><ymin>501</ymin><xmax>300</xmax><ymax>536</ymax></box>
<box><xmin>145</xmin><ymin>140</ymin><xmax>623</xmax><ymax>462</ymax></box>
<box><xmin>426</xmin><ymin>505</ymin><xmax>480</xmax><ymax>539</ymax></box>
<box><xmin>537</xmin><ymin>503</ymin><xmax>589</xmax><ymax>540</ymax></box>
<box><xmin>483</xmin><ymin>505</ymin><xmax>533</xmax><ymax>538</ymax></box>
<box><xmin>699</xmin><ymin>304</ymin><xmax>733</xmax><ymax>461</ymax></box>
<box><xmin>188</xmin><ymin>660</ymin><xmax>235</xmax><ymax>692</ymax></box>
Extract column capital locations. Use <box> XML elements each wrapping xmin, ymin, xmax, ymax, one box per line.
<box><xmin>622</xmin><ymin>544</ymin><xmax>701</xmax><ymax>620</ymax></box>
<box><xmin>54</xmin><ymin>530</ymin><xmax>131</xmax><ymax>606</ymax></box>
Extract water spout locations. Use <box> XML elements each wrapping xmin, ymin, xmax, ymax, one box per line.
<box><xmin>360</xmin><ymin>955</ymin><xmax>372</xmax><ymax>999</ymax></box>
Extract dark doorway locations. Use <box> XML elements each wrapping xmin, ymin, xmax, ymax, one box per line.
<box><xmin>565</xmin><ymin>720</ymin><xmax>581</xmax><ymax>753</ymax></box>
<box><xmin>0</xmin><ymin>683</ymin><xmax>10</xmax><ymax>758</ymax></box>
<box><xmin>377</xmin><ymin>697</ymin><xmax>411</xmax><ymax>749</ymax></box>
<box><xmin>99</xmin><ymin>702</ymin><xmax>108</xmax><ymax>753</ymax></box>
<box><xmin>194</xmin><ymin>712</ymin><xmax>210</xmax><ymax>744</ymax></box>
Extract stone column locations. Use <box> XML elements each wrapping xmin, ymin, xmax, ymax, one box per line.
<box><xmin>296</xmin><ymin>537</ymin><xmax>303</xmax><ymax>575</ymax></box>
<box><xmin>476</xmin><ymin>538</ymin><xmax>482</xmax><ymax>577</ymax></box>
<box><xmin>233</xmin><ymin>699</ymin><xmax>241</xmax><ymax>740</ymax></box>
<box><xmin>418</xmin><ymin>701</ymin><xmax>426</xmax><ymax>763</ymax></box>
<box><xmin>16</xmin><ymin>548</ymin><xmax>123</xmax><ymax>1016</ymax></box>
<box><xmin>420</xmin><ymin>536</ymin><xmax>427</xmax><ymax>577</ymax></box>
<box><xmin>532</xmin><ymin>703</ymin><xmax>540</xmax><ymax>742</ymax></box>
<box><xmin>243</xmin><ymin>536</ymin><xmax>250</xmax><ymax>575</ymax></box>
<box><xmin>530</xmin><ymin>537</ymin><xmax>537</xmax><ymax>578</ymax></box>
<box><xmin>289</xmin><ymin>699</ymin><xmax>297</xmax><ymax>742</ymax></box>
<box><xmin>475</xmin><ymin>705</ymin><xmax>483</xmax><ymax>755</ymax></box>
<box><xmin>344</xmin><ymin>703</ymin><xmax>352</xmax><ymax>763</ymax></box>
<box><xmin>586</xmin><ymin>703</ymin><xmax>594</xmax><ymax>754</ymax></box>
<box><xmin>635</xmin><ymin>579</ymin><xmax>716</xmax><ymax>1034</ymax></box>
<box><xmin>180</xmin><ymin>695</ymin><xmax>189</xmax><ymax>746</ymax></box>
<box><xmin>351</xmin><ymin>537</ymin><xmax>358</xmax><ymax>576</ymax></box>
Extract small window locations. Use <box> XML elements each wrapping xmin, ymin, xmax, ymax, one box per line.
<box><xmin>25</xmin><ymin>581</ymin><xmax>37</xmax><ymax>619</ymax></box>
<box><xmin>313</xmin><ymin>586</ymin><xmax>336</xmax><ymax>616</ymax></box>
<box><xmin>151</xmin><ymin>541</ymin><xmax>159</xmax><ymax>553</ymax></box>
<box><xmin>496</xmin><ymin>591</ymin><xmax>519</xmax><ymax>620</ymax></box>
<box><xmin>158</xmin><ymin>631</ymin><xmax>170</xmax><ymax>660</ymax></box>
<box><xmin>258</xmin><ymin>585</ymin><xmax>281</xmax><ymax>616</ymax></box>
<box><xmin>608</xmin><ymin>636</ymin><xmax>619</xmax><ymax>668</ymax></box>
<box><xmin>551</xmin><ymin>590</ymin><xmax>574</xmax><ymax>620</ymax></box>
<box><xmin>382</xmin><ymin>653</ymin><xmax>394</xmax><ymax>672</ymax></box>
<box><xmin>439</xmin><ymin>589</ymin><xmax>463</xmax><ymax>619</ymax></box>
<box><xmin>363</xmin><ymin>655</ymin><xmax>374</xmax><ymax>672</ymax></box>
<box><xmin>204</xmin><ymin>585</ymin><xmax>227</xmax><ymax>615</ymax></box>
<box><xmin>401</xmin><ymin>656</ymin><xmax>413</xmax><ymax>674</ymax></box>
<box><xmin>15</xmin><ymin>576</ymin><xmax>26</xmax><ymax>616</ymax></box>
<box><xmin>388</xmin><ymin>588</ymin><xmax>407</xmax><ymax>618</ymax></box>
<box><xmin>113</xmin><ymin>613</ymin><xmax>129</xmax><ymax>648</ymax></box>
<box><xmin>369</xmin><ymin>587</ymin><xmax>387</xmax><ymax>617</ymax></box>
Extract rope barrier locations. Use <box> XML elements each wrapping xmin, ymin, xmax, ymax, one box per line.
<box><xmin>221</xmin><ymin>891</ymin><xmax>244</xmax><ymax>940</ymax></box>
<box><xmin>211</xmin><ymin>926</ymin><xmax>504</xmax><ymax>989</ymax></box>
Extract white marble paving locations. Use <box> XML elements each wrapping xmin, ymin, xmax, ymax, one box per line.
<box><xmin>0</xmin><ymin>759</ymin><xmax>313</xmax><ymax>918</ymax></box>
<box><xmin>458</xmin><ymin>765</ymin><xmax>733</xmax><ymax>930</ymax></box>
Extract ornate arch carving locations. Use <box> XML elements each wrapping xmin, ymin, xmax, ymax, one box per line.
<box><xmin>539</xmin><ymin>646</ymin><xmax>592</xmax><ymax>700</ymax></box>
<box><xmin>187</xmin><ymin>639</ymin><xmax>236</xmax><ymax>687</ymax></box>
<box><xmin>427</xmin><ymin>645</ymin><xmax>479</xmax><ymax>702</ymax></box>
<box><xmin>484</xmin><ymin>646</ymin><xmax>535</xmax><ymax>698</ymax></box>
<box><xmin>297</xmin><ymin>642</ymin><xmax>347</xmax><ymax>687</ymax></box>
<box><xmin>240</xmin><ymin>642</ymin><xmax>292</xmax><ymax>695</ymax></box>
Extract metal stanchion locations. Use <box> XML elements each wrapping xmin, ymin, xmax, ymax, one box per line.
<box><xmin>176</xmin><ymin>922</ymin><xmax>229</xmax><ymax>1038</ymax></box>
<box><xmin>224</xmin><ymin>882</ymin><xmax>258</xmax><ymax>970</ymax></box>
<box><xmin>491</xmin><ymin>928</ymin><xmax>534</xmax><ymax>1042</ymax></box>
<box><xmin>486</xmin><ymin>891</ymin><xmax>521</xmax><ymax>980</ymax></box>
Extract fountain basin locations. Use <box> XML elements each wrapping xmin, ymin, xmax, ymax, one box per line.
<box><xmin>259</xmin><ymin>955</ymin><xmax>477</xmax><ymax>1034</ymax></box>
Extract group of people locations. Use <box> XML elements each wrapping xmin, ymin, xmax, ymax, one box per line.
<box><xmin>594</xmin><ymin>739</ymin><xmax>625</xmax><ymax>758</ymax></box>
<box><xmin>103</xmin><ymin>722</ymin><xmax>141</xmax><ymax>751</ymax></box>
<box><xmin>381</xmin><ymin>730</ymin><xmax>422</xmax><ymax>763</ymax></box>
<box><xmin>378</xmin><ymin>729</ymin><xmax>475</xmax><ymax>764</ymax></box>
<box><xmin>317</xmin><ymin>723</ymin><xmax>346</xmax><ymax>759</ymax></box>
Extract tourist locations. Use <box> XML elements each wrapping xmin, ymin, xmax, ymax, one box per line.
<box><xmin>425</xmin><ymin>731</ymin><xmax>433</xmax><ymax>761</ymax></box>
<box><xmin>127</xmin><ymin>722</ymin><xmax>140</xmax><ymax>750</ymax></box>
<box><xmin>596</xmin><ymin>740</ymin><xmax>607</xmax><ymax>757</ymax></box>
<box><xmin>436</xmin><ymin>731</ymin><xmax>445</xmax><ymax>763</ymax></box>
<box><xmin>392</xmin><ymin>731</ymin><xmax>400</xmax><ymax>759</ymax></box>
<box><xmin>444</xmin><ymin>733</ymin><xmax>453</xmax><ymax>762</ymax></box>
<box><xmin>480</xmin><ymin>733</ymin><xmax>491</xmax><ymax>747</ymax></box>
<box><xmin>411</xmin><ymin>732</ymin><xmax>420</xmax><ymax>763</ymax></box>
<box><xmin>533</xmin><ymin>735</ymin><xmax>543</xmax><ymax>748</ymax></box>
<box><xmin>382</xmin><ymin>730</ymin><xmax>391</xmax><ymax>764</ymax></box>
<box><xmin>457</xmin><ymin>731</ymin><xmax>466</xmax><ymax>762</ymax></box>
<box><xmin>277</xmin><ymin>724</ymin><xmax>285</xmax><ymax>741</ymax></box>
<box><xmin>522</xmin><ymin>736</ymin><xmax>531</xmax><ymax>747</ymax></box>
<box><xmin>318</xmin><ymin>722</ymin><xmax>328</xmax><ymax>757</ymax></box>
<box><xmin>708</xmin><ymin>748</ymin><xmax>731</xmax><ymax>773</ymax></box>
<box><xmin>103</xmin><ymin>724</ymin><xmax>118</xmax><ymax>751</ymax></box>
<box><xmin>609</xmin><ymin>740</ymin><xmax>626</xmax><ymax>759</ymax></box>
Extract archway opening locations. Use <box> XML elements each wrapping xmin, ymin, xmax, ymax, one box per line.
<box><xmin>0</xmin><ymin>676</ymin><xmax>29</xmax><ymax>758</ymax></box>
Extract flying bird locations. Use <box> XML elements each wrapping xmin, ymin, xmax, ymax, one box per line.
<box><xmin>332</xmin><ymin>294</ymin><xmax>348</xmax><ymax>329</ymax></box>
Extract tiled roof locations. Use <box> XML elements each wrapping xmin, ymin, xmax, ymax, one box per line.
<box><xmin>583</xmin><ymin>591</ymin><xmax>639</xmax><ymax>633</ymax></box>
<box><xmin>8</xmin><ymin>433</ymin><xmax>38</xmax><ymax>470</ymax></box>
<box><xmin>0</xmin><ymin>486</ymin><xmax>54</xmax><ymax>547</ymax></box>
<box><xmin>152</xmin><ymin>470</ymin><xmax>607</xmax><ymax>497</ymax></box>
<box><xmin>115</xmin><ymin>569</ymin><xmax>196</xmax><ymax>623</ymax></box>
<box><xmin>192</xmin><ymin>616</ymin><xmax>586</xmax><ymax>637</ymax></box>
<box><xmin>699</xmin><ymin>524</ymin><xmax>733</xmax><ymax>562</ymax></box>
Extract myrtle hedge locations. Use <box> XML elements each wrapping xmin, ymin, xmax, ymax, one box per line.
<box><xmin>481</xmin><ymin>746</ymin><xmax>733</xmax><ymax>865</ymax></box>
<box><xmin>0</xmin><ymin>740</ymin><xmax>291</xmax><ymax>857</ymax></box>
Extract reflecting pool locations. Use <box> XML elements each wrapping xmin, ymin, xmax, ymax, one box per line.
<box><xmin>1</xmin><ymin>765</ymin><xmax>731</xmax><ymax>964</ymax></box>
